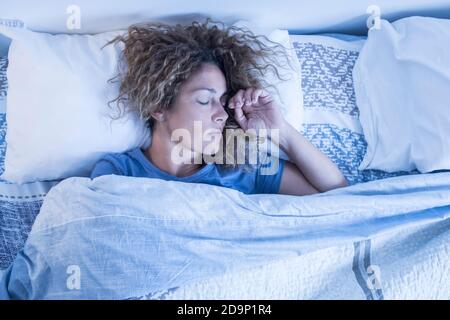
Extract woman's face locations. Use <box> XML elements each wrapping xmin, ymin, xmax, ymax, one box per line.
<box><xmin>159</xmin><ymin>62</ymin><xmax>229</xmax><ymax>157</ymax></box>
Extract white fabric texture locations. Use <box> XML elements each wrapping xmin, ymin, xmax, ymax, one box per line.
<box><xmin>1</xmin><ymin>172</ymin><xmax>449</xmax><ymax>299</ymax></box>
<box><xmin>353</xmin><ymin>17</ymin><xmax>450</xmax><ymax>173</ymax></box>
<box><xmin>0</xmin><ymin>26</ymin><xmax>151</xmax><ymax>184</ymax></box>
<box><xmin>160</xmin><ymin>221</ymin><xmax>450</xmax><ymax>300</ymax></box>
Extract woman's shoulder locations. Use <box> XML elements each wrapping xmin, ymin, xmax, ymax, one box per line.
<box><xmin>100</xmin><ymin>149</ymin><xmax>135</xmax><ymax>163</ymax></box>
<box><xmin>90</xmin><ymin>148</ymin><xmax>137</xmax><ymax>178</ymax></box>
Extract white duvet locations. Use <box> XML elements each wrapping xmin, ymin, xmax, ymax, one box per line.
<box><xmin>0</xmin><ymin>172</ymin><xmax>449</xmax><ymax>299</ymax></box>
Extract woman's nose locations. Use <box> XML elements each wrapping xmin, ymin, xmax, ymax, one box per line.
<box><xmin>214</xmin><ymin>106</ymin><xmax>229</xmax><ymax>125</ymax></box>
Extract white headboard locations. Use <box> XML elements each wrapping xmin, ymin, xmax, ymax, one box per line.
<box><xmin>1</xmin><ymin>0</ymin><xmax>450</xmax><ymax>35</ymax></box>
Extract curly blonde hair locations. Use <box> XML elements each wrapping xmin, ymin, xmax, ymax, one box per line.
<box><xmin>106</xmin><ymin>18</ymin><xmax>294</xmax><ymax>169</ymax></box>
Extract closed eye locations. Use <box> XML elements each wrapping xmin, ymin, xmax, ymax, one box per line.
<box><xmin>197</xmin><ymin>96</ymin><xmax>227</xmax><ymax>107</ymax></box>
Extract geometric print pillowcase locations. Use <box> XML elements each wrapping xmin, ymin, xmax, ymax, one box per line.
<box><xmin>290</xmin><ymin>34</ymin><xmax>417</xmax><ymax>185</ymax></box>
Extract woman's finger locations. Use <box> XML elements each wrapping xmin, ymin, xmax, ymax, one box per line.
<box><xmin>259</xmin><ymin>89</ymin><xmax>274</xmax><ymax>105</ymax></box>
<box><xmin>251</xmin><ymin>88</ymin><xmax>263</xmax><ymax>104</ymax></box>
<box><xmin>244</xmin><ymin>88</ymin><xmax>254</xmax><ymax>106</ymax></box>
<box><xmin>234</xmin><ymin>89</ymin><xmax>245</xmax><ymax>108</ymax></box>
<box><xmin>228</xmin><ymin>98</ymin><xmax>236</xmax><ymax>109</ymax></box>
<box><xmin>233</xmin><ymin>100</ymin><xmax>247</xmax><ymax>130</ymax></box>
<box><xmin>228</xmin><ymin>90</ymin><xmax>241</xmax><ymax>109</ymax></box>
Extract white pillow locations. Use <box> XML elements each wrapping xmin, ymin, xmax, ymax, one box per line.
<box><xmin>353</xmin><ymin>17</ymin><xmax>450</xmax><ymax>173</ymax></box>
<box><xmin>231</xmin><ymin>20</ymin><xmax>304</xmax><ymax>132</ymax></box>
<box><xmin>0</xmin><ymin>25</ymin><xmax>151</xmax><ymax>184</ymax></box>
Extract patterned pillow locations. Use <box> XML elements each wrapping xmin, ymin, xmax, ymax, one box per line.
<box><xmin>1</xmin><ymin>56</ymin><xmax>8</xmax><ymax>172</ymax></box>
<box><xmin>290</xmin><ymin>34</ymin><xmax>418</xmax><ymax>185</ymax></box>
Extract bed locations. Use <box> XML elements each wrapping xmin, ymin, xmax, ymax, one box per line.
<box><xmin>0</xmin><ymin>31</ymin><xmax>416</xmax><ymax>270</ymax></box>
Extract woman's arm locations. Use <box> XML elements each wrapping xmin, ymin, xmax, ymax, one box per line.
<box><xmin>276</xmin><ymin>121</ymin><xmax>348</xmax><ymax>195</ymax></box>
<box><xmin>228</xmin><ymin>87</ymin><xmax>348</xmax><ymax>196</ymax></box>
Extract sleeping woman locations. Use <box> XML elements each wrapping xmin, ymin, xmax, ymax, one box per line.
<box><xmin>90</xmin><ymin>20</ymin><xmax>348</xmax><ymax>196</ymax></box>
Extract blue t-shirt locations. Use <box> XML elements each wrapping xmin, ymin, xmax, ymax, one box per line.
<box><xmin>90</xmin><ymin>147</ymin><xmax>286</xmax><ymax>194</ymax></box>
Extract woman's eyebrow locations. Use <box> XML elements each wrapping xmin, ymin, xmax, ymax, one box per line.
<box><xmin>192</xmin><ymin>87</ymin><xmax>227</xmax><ymax>97</ymax></box>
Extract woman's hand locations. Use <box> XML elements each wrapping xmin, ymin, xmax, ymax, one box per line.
<box><xmin>228</xmin><ymin>89</ymin><xmax>348</xmax><ymax>195</ymax></box>
<box><xmin>228</xmin><ymin>87</ymin><xmax>287</xmax><ymax>133</ymax></box>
